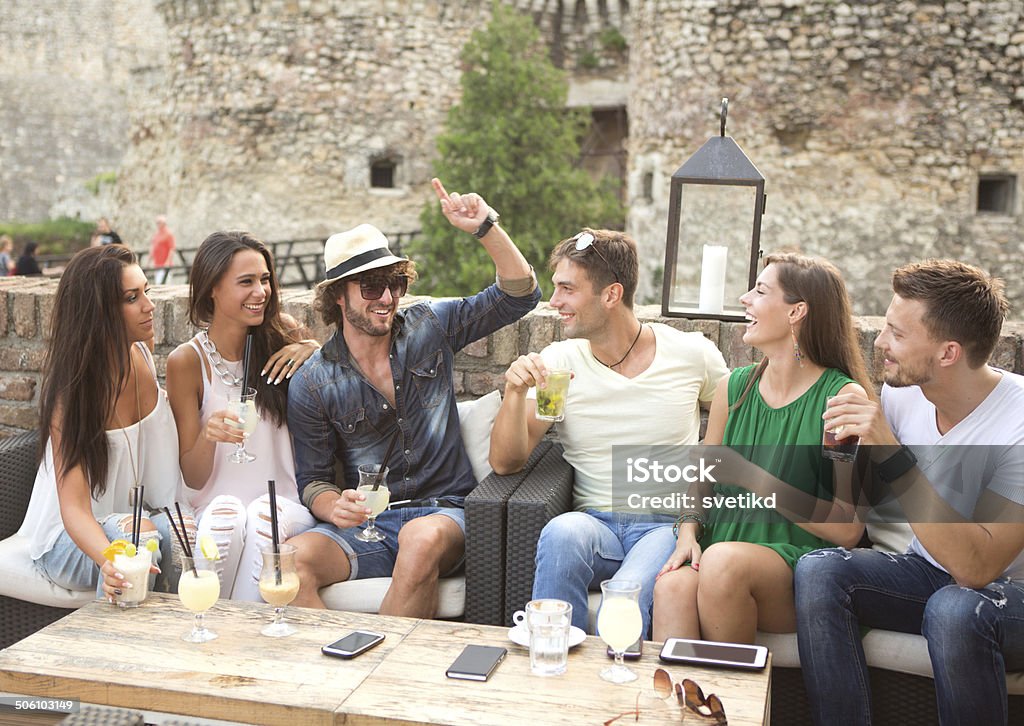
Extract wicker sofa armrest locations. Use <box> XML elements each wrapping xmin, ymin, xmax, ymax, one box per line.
<box><xmin>463</xmin><ymin>440</ymin><xmax>553</xmax><ymax>626</ymax></box>
<box><xmin>0</xmin><ymin>430</ymin><xmax>39</xmax><ymax>540</ymax></box>
<box><xmin>502</xmin><ymin>443</ymin><xmax>574</xmax><ymax>624</ymax></box>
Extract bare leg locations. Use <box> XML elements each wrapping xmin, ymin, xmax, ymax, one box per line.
<box><xmin>696</xmin><ymin>542</ymin><xmax>796</xmax><ymax>644</ymax></box>
<box><xmin>289</xmin><ymin>531</ymin><xmax>352</xmax><ymax>609</ymax></box>
<box><xmin>378</xmin><ymin>515</ymin><xmax>464</xmax><ymax>619</ymax></box>
<box><xmin>652</xmin><ymin>567</ymin><xmax>701</xmax><ymax>642</ymax></box>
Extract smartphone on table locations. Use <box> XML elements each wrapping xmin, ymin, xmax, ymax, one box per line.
<box><xmin>607</xmin><ymin>639</ymin><xmax>642</xmax><ymax>660</ymax></box>
<box><xmin>321</xmin><ymin>630</ymin><xmax>385</xmax><ymax>659</ymax></box>
<box><xmin>445</xmin><ymin>645</ymin><xmax>507</xmax><ymax>681</ymax></box>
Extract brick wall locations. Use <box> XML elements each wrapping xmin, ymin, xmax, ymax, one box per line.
<box><xmin>2</xmin><ymin>275</ymin><xmax>1022</xmax><ymax>433</ymax></box>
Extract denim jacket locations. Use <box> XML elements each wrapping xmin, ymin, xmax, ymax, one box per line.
<box><xmin>288</xmin><ymin>282</ymin><xmax>541</xmax><ymax>510</ymax></box>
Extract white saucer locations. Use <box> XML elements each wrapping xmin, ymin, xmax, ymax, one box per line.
<box><xmin>508</xmin><ymin>625</ymin><xmax>587</xmax><ymax>649</ymax></box>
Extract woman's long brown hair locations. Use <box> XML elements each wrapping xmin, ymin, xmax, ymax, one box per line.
<box><xmin>188</xmin><ymin>231</ymin><xmax>292</xmax><ymax>427</ymax></box>
<box><xmin>39</xmin><ymin>245</ymin><xmax>137</xmax><ymax>497</ymax></box>
<box><xmin>732</xmin><ymin>253</ymin><xmax>873</xmax><ymax>410</ymax></box>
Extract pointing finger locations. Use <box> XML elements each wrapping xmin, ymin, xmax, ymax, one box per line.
<box><xmin>431</xmin><ymin>177</ymin><xmax>451</xmax><ymax>204</ymax></box>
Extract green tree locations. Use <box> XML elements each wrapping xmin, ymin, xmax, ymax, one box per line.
<box><xmin>411</xmin><ymin>2</ymin><xmax>622</xmax><ymax>297</ymax></box>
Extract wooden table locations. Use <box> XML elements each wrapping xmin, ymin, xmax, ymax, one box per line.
<box><xmin>0</xmin><ymin>595</ymin><xmax>770</xmax><ymax>725</ymax></box>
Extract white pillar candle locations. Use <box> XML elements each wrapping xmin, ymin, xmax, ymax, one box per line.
<box><xmin>698</xmin><ymin>245</ymin><xmax>728</xmax><ymax>314</ymax></box>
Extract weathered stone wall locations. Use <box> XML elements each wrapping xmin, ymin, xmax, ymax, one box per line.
<box><xmin>0</xmin><ymin>1</ymin><xmax>168</xmax><ymax>233</ymax></box>
<box><xmin>115</xmin><ymin>0</ymin><xmax>629</xmax><ymax>249</ymax></box>
<box><xmin>627</xmin><ymin>0</ymin><xmax>1024</xmax><ymax>312</ymax></box>
<box><xmin>3</xmin><ymin>275</ymin><xmax>1021</xmax><ymax>433</ymax></box>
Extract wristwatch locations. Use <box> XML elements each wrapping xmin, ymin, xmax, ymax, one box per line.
<box><xmin>874</xmin><ymin>445</ymin><xmax>918</xmax><ymax>483</ymax></box>
<box><xmin>473</xmin><ymin>209</ymin><xmax>500</xmax><ymax>239</ymax></box>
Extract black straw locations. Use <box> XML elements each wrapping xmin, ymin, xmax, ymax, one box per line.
<box><xmin>174</xmin><ymin>503</ymin><xmax>193</xmax><ymax>559</ymax></box>
<box><xmin>131</xmin><ymin>487</ymin><xmax>141</xmax><ymax>548</ymax></box>
<box><xmin>372</xmin><ymin>431</ymin><xmax>400</xmax><ymax>491</ymax></box>
<box><xmin>268</xmin><ymin>480</ymin><xmax>281</xmax><ymax>585</ymax></box>
<box><xmin>241</xmin><ymin>332</ymin><xmax>254</xmax><ymax>389</ymax></box>
<box><xmin>163</xmin><ymin>506</ymin><xmax>197</xmax><ymax>576</ymax></box>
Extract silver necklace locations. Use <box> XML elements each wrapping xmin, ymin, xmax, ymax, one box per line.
<box><xmin>199</xmin><ymin>330</ymin><xmax>243</xmax><ymax>387</ymax></box>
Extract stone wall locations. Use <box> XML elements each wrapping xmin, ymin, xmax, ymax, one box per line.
<box><xmin>627</xmin><ymin>0</ymin><xmax>1024</xmax><ymax>312</ymax></box>
<box><xmin>2</xmin><ymin>275</ymin><xmax>1022</xmax><ymax>433</ymax></box>
<box><xmin>0</xmin><ymin>0</ymin><xmax>168</xmax><ymax>232</ymax></box>
<box><xmin>3</xmin><ymin>1</ymin><xmax>1022</xmax><ymax>315</ymax></box>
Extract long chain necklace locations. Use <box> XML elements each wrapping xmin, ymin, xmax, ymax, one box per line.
<box><xmin>199</xmin><ymin>330</ymin><xmax>243</xmax><ymax>387</ymax></box>
<box><xmin>113</xmin><ymin>346</ymin><xmax>143</xmax><ymax>498</ymax></box>
<box><xmin>594</xmin><ymin>323</ymin><xmax>645</xmax><ymax>369</ymax></box>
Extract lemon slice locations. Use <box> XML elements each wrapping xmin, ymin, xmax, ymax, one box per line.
<box><xmin>146</xmin><ymin>539</ymin><xmax>159</xmax><ymax>553</ymax></box>
<box><xmin>101</xmin><ymin>539</ymin><xmax>130</xmax><ymax>562</ymax></box>
<box><xmin>199</xmin><ymin>535</ymin><xmax>220</xmax><ymax>561</ymax></box>
<box><xmin>124</xmin><ymin>543</ymin><xmax>137</xmax><ymax>558</ymax></box>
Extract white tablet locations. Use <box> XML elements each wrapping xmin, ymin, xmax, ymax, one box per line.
<box><xmin>659</xmin><ymin>637</ymin><xmax>768</xmax><ymax>670</ymax></box>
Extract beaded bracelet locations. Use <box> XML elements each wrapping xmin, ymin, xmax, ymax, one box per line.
<box><xmin>672</xmin><ymin>511</ymin><xmax>706</xmax><ymax>541</ymax></box>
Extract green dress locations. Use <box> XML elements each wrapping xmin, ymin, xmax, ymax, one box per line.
<box><xmin>703</xmin><ymin>365</ymin><xmax>854</xmax><ymax>568</ymax></box>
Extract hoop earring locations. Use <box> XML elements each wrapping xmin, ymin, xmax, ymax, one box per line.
<box><xmin>791</xmin><ymin>324</ymin><xmax>804</xmax><ymax>368</ymax></box>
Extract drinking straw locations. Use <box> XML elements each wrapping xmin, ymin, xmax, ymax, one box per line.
<box><xmin>268</xmin><ymin>480</ymin><xmax>281</xmax><ymax>584</ymax></box>
<box><xmin>134</xmin><ymin>485</ymin><xmax>145</xmax><ymax>549</ymax></box>
<box><xmin>372</xmin><ymin>431</ymin><xmax>400</xmax><ymax>491</ymax></box>
<box><xmin>131</xmin><ymin>487</ymin><xmax>141</xmax><ymax>548</ymax></box>
<box><xmin>175</xmin><ymin>503</ymin><xmax>193</xmax><ymax>558</ymax></box>
<box><xmin>163</xmin><ymin>506</ymin><xmax>197</xmax><ymax>576</ymax></box>
<box><xmin>241</xmin><ymin>331</ymin><xmax>254</xmax><ymax>389</ymax></box>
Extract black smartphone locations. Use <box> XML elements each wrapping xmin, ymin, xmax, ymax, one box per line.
<box><xmin>607</xmin><ymin>638</ymin><xmax>643</xmax><ymax>660</ymax></box>
<box><xmin>445</xmin><ymin>644</ymin><xmax>507</xmax><ymax>681</ymax></box>
<box><xmin>321</xmin><ymin>630</ymin><xmax>385</xmax><ymax>659</ymax></box>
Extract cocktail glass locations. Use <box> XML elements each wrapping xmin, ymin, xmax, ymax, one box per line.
<box><xmin>535</xmin><ymin>369</ymin><xmax>571</xmax><ymax>422</ymax></box>
<box><xmin>259</xmin><ymin>543</ymin><xmax>300</xmax><ymax>637</ymax></box>
<box><xmin>178</xmin><ymin>554</ymin><xmax>221</xmax><ymax>643</ymax></box>
<box><xmin>355</xmin><ymin>464</ymin><xmax>390</xmax><ymax>543</ymax></box>
<box><xmin>113</xmin><ymin>548</ymin><xmax>152</xmax><ymax>608</ymax></box>
<box><xmin>822</xmin><ymin>424</ymin><xmax>860</xmax><ymax>462</ymax></box>
<box><xmin>597</xmin><ymin>579</ymin><xmax>642</xmax><ymax>684</ymax></box>
<box><xmin>226</xmin><ymin>386</ymin><xmax>258</xmax><ymax>463</ymax></box>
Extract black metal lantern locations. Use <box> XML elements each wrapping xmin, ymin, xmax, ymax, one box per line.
<box><xmin>661</xmin><ymin>98</ymin><xmax>766</xmax><ymax>322</ymax></box>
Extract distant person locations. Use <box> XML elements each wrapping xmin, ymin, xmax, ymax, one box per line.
<box><xmin>91</xmin><ymin>217</ymin><xmax>123</xmax><ymax>247</ymax></box>
<box><xmin>14</xmin><ymin>242</ymin><xmax>42</xmax><ymax>276</ymax></box>
<box><xmin>0</xmin><ymin>235</ymin><xmax>14</xmax><ymax>275</ymax></box>
<box><xmin>150</xmin><ymin>215</ymin><xmax>176</xmax><ymax>284</ymax></box>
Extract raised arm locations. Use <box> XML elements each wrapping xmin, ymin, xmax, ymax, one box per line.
<box><xmin>489</xmin><ymin>353</ymin><xmax>554</xmax><ymax>475</ymax></box>
<box><xmin>431</xmin><ymin>178</ymin><xmax>533</xmax><ymax>281</ymax></box>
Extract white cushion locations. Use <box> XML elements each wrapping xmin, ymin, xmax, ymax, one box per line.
<box><xmin>0</xmin><ymin>534</ymin><xmax>94</xmax><ymax>609</ymax></box>
<box><xmin>457</xmin><ymin>390</ymin><xmax>502</xmax><ymax>482</ymax></box>
<box><xmin>320</xmin><ymin>576</ymin><xmax>465</xmax><ymax>619</ymax></box>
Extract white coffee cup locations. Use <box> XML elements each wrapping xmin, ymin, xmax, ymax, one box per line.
<box><xmin>513</xmin><ymin>599</ymin><xmax>572</xmax><ymax>676</ymax></box>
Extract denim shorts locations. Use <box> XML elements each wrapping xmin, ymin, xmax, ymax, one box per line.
<box><xmin>35</xmin><ymin>511</ymin><xmax>176</xmax><ymax>597</ymax></box>
<box><xmin>307</xmin><ymin>499</ymin><xmax>466</xmax><ymax>580</ymax></box>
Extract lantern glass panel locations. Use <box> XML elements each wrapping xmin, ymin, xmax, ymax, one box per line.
<box><xmin>668</xmin><ymin>183</ymin><xmax>757</xmax><ymax>316</ymax></box>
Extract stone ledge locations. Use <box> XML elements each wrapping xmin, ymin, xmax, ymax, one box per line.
<box><xmin>1</xmin><ymin>276</ymin><xmax>1021</xmax><ymax>433</ymax></box>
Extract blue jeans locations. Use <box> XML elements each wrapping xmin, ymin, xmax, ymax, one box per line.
<box><xmin>795</xmin><ymin>547</ymin><xmax>1024</xmax><ymax>726</ymax></box>
<box><xmin>36</xmin><ymin>511</ymin><xmax>179</xmax><ymax>597</ymax></box>
<box><xmin>306</xmin><ymin>500</ymin><xmax>466</xmax><ymax>580</ymax></box>
<box><xmin>531</xmin><ymin>510</ymin><xmax>676</xmax><ymax>638</ymax></box>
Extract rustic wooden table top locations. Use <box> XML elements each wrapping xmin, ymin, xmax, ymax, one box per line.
<box><xmin>0</xmin><ymin>595</ymin><xmax>770</xmax><ymax>725</ymax></box>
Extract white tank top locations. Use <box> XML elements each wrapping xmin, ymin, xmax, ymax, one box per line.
<box><xmin>185</xmin><ymin>335</ymin><xmax>302</xmax><ymax>513</ymax></box>
<box><xmin>22</xmin><ymin>343</ymin><xmax>185</xmax><ymax>559</ymax></box>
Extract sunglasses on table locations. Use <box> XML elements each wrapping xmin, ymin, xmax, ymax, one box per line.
<box><xmin>572</xmin><ymin>231</ymin><xmax>620</xmax><ymax>284</ymax></box>
<box><xmin>354</xmin><ymin>274</ymin><xmax>409</xmax><ymax>301</ymax></box>
<box><xmin>604</xmin><ymin>669</ymin><xmax>728</xmax><ymax>725</ymax></box>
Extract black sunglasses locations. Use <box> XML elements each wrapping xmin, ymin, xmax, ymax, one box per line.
<box><xmin>572</xmin><ymin>231</ymin><xmax>620</xmax><ymax>284</ymax></box>
<box><xmin>355</xmin><ymin>274</ymin><xmax>409</xmax><ymax>301</ymax></box>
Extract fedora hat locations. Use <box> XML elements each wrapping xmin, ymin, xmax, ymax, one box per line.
<box><xmin>323</xmin><ymin>224</ymin><xmax>407</xmax><ymax>281</ymax></box>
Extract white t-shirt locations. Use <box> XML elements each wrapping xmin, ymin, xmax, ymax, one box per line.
<box><xmin>881</xmin><ymin>369</ymin><xmax>1024</xmax><ymax>581</ymax></box>
<box><xmin>529</xmin><ymin>323</ymin><xmax>728</xmax><ymax>511</ymax></box>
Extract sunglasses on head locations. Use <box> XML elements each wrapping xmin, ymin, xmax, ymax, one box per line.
<box><xmin>354</xmin><ymin>274</ymin><xmax>408</xmax><ymax>301</ymax></box>
<box><xmin>572</xmin><ymin>231</ymin><xmax>620</xmax><ymax>284</ymax></box>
